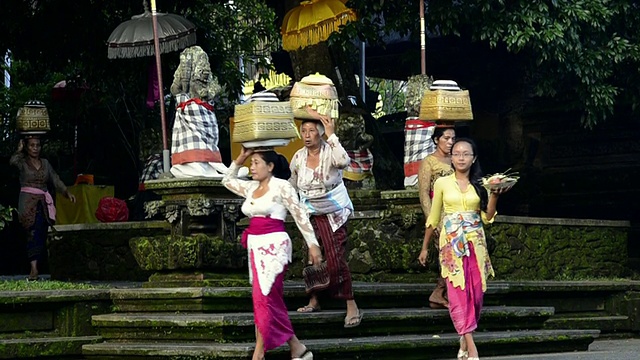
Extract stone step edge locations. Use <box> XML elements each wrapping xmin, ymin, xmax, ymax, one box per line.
<box><xmin>92</xmin><ymin>306</ymin><xmax>554</xmax><ymax>327</ymax></box>
<box><xmin>82</xmin><ymin>329</ymin><xmax>600</xmax><ymax>356</ymax></box>
<box><xmin>0</xmin><ymin>336</ymin><xmax>102</xmax><ymax>359</ymax></box>
<box><xmin>546</xmin><ymin>315</ymin><xmax>629</xmax><ymax>322</ymax></box>
<box><xmin>0</xmin><ymin>335</ymin><xmax>102</xmax><ymax>345</ymax></box>
<box><xmin>108</xmin><ymin>280</ymin><xmax>640</xmax><ymax>300</ymax></box>
<box><xmin>544</xmin><ymin>315</ymin><xmax>631</xmax><ymax>332</ymax></box>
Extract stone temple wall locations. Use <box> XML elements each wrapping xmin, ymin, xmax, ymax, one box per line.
<box><xmin>48</xmin><ymin>190</ymin><xmax>631</xmax><ymax>282</ymax></box>
<box><xmin>280</xmin><ymin>190</ymin><xmax>631</xmax><ymax>283</ymax></box>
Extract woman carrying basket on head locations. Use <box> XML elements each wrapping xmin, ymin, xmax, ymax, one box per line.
<box><xmin>417</xmin><ymin>126</ymin><xmax>456</xmax><ymax>308</ymax></box>
<box><xmin>222</xmin><ymin>147</ymin><xmax>321</xmax><ymax>360</ymax></box>
<box><xmin>10</xmin><ymin>137</ymin><xmax>76</xmax><ymax>281</ymax></box>
<box><xmin>289</xmin><ymin>113</ymin><xmax>363</xmax><ymax>329</ymax></box>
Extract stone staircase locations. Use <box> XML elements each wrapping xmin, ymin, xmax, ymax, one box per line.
<box><xmin>82</xmin><ymin>282</ymin><xmax>606</xmax><ymax>360</ymax></box>
<box><xmin>0</xmin><ymin>289</ymin><xmax>112</xmax><ymax>359</ymax></box>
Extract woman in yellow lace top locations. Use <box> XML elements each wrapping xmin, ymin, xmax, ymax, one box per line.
<box><xmin>418</xmin><ymin>138</ymin><xmax>511</xmax><ymax>360</ymax></box>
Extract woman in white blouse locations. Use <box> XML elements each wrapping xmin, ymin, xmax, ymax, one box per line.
<box><xmin>289</xmin><ymin>114</ymin><xmax>363</xmax><ymax>328</ymax></box>
<box><xmin>223</xmin><ymin>147</ymin><xmax>322</xmax><ymax>360</ymax></box>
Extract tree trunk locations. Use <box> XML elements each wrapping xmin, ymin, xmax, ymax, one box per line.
<box><xmin>499</xmin><ymin>88</ymin><xmax>527</xmax><ymax>168</ymax></box>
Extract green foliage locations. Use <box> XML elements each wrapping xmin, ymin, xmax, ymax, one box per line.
<box><xmin>0</xmin><ymin>204</ymin><xmax>15</xmax><ymax>231</ymax></box>
<box><xmin>183</xmin><ymin>0</ymin><xmax>280</xmax><ymax>102</ymax></box>
<box><xmin>367</xmin><ymin>77</ymin><xmax>407</xmax><ymax>117</ymax></box>
<box><xmin>428</xmin><ymin>0</ymin><xmax>640</xmax><ymax>128</ymax></box>
<box><xmin>329</xmin><ymin>0</ymin><xmax>640</xmax><ymax>128</ymax></box>
<box><xmin>338</xmin><ymin>0</ymin><xmax>421</xmax><ymax>46</ymax></box>
<box><xmin>0</xmin><ymin>280</ymin><xmax>102</xmax><ymax>291</ymax></box>
<box><xmin>0</xmin><ymin>0</ymin><xmax>280</xmax><ymax>195</ymax></box>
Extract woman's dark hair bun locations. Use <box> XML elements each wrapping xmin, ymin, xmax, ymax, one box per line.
<box><xmin>257</xmin><ymin>151</ymin><xmax>291</xmax><ymax>180</ymax></box>
<box><xmin>275</xmin><ymin>154</ymin><xmax>292</xmax><ymax>180</ymax></box>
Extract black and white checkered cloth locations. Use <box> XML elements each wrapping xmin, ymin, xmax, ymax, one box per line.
<box><xmin>171</xmin><ymin>94</ymin><xmax>220</xmax><ymax>162</ymax></box>
<box><xmin>403</xmin><ymin>118</ymin><xmax>436</xmax><ymax>177</ymax></box>
<box><xmin>138</xmin><ymin>153</ymin><xmax>163</xmax><ymax>190</ymax></box>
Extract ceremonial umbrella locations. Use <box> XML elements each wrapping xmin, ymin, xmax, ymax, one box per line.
<box><xmin>107</xmin><ymin>0</ymin><xmax>196</xmax><ymax>172</ymax></box>
<box><xmin>281</xmin><ymin>0</ymin><xmax>357</xmax><ymax>51</ymax></box>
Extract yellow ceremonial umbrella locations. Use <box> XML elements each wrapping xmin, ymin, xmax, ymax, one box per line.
<box><xmin>281</xmin><ymin>0</ymin><xmax>357</xmax><ymax>51</ymax></box>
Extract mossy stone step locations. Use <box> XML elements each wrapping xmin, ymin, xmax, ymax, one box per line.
<box><xmin>486</xmin><ymin>280</ymin><xmax>640</xmax><ymax>313</ymax></box>
<box><xmin>545</xmin><ymin>314</ymin><xmax>630</xmax><ymax>333</ymax></box>
<box><xmin>92</xmin><ymin>306</ymin><xmax>554</xmax><ymax>342</ymax></box>
<box><xmin>82</xmin><ymin>329</ymin><xmax>599</xmax><ymax>360</ymax></box>
<box><xmin>109</xmin><ymin>281</ymin><xmax>640</xmax><ymax>313</ymax></box>
<box><xmin>109</xmin><ymin>283</ymin><xmax>510</xmax><ymax>312</ymax></box>
<box><xmin>0</xmin><ymin>335</ymin><xmax>101</xmax><ymax>359</ymax></box>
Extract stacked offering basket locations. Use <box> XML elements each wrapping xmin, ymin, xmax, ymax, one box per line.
<box><xmin>290</xmin><ymin>72</ymin><xmax>339</xmax><ymax>120</ymax></box>
<box><xmin>419</xmin><ymin>80</ymin><xmax>473</xmax><ymax>122</ymax></box>
<box><xmin>233</xmin><ymin>98</ymin><xmax>299</xmax><ymax>148</ymax></box>
<box><xmin>16</xmin><ymin>100</ymin><xmax>51</xmax><ymax>136</ymax></box>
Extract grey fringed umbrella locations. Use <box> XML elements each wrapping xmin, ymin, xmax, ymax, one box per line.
<box><xmin>107</xmin><ymin>0</ymin><xmax>196</xmax><ymax>172</ymax></box>
<box><xmin>107</xmin><ymin>2</ymin><xmax>196</xmax><ymax>59</ymax></box>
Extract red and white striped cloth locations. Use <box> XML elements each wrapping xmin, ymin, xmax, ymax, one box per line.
<box><xmin>343</xmin><ymin>148</ymin><xmax>373</xmax><ymax>181</ymax></box>
<box><xmin>403</xmin><ymin>117</ymin><xmax>435</xmax><ymax>187</ymax></box>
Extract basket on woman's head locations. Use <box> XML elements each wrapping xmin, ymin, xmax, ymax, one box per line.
<box><xmin>16</xmin><ymin>100</ymin><xmax>51</xmax><ymax>136</ymax></box>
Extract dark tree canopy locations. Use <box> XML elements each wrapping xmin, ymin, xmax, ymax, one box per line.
<box><xmin>1</xmin><ymin>0</ymin><xmax>639</xmax><ymax>196</ymax></box>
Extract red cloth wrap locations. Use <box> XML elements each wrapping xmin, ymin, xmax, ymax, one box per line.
<box><xmin>177</xmin><ymin>98</ymin><xmax>214</xmax><ymax>112</ymax></box>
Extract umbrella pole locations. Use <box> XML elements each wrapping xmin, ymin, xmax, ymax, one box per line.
<box><xmin>420</xmin><ymin>0</ymin><xmax>426</xmax><ymax>74</ymax></box>
<box><xmin>151</xmin><ymin>0</ymin><xmax>171</xmax><ymax>173</ymax></box>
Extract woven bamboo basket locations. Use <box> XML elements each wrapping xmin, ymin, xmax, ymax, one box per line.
<box><xmin>232</xmin><ymin>101</ymin><xmax>298</xmax><ymax>143</ymax></box>
<box><xmin>290</xmin><ymin>73</ymin><xmax>340</xmax><ymax>119</ymax></box>
<box><xmin>419</xmin><ymin>89</ymin><xmax>473</xmax><ymax>121</ymax></box>
<box><xmin>16</xmin><ymin>100</ymin><xmax>51</xmax><ymax>135</ymax></box>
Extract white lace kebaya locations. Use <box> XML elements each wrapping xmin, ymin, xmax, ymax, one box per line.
<box><xmin>222</xmin><ymin>162</ymin><xmax>319</xmax><ymax>295</ymax></box>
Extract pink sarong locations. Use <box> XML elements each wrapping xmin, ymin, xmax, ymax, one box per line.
<box><xmin>446</xmin><ymin>242</ymin><xmax>483</xmax><ymax>335</ymax></box>
<box><xmin>20</xmin><ymin>187</ymin><xmax>56</xmax><ymax>222</ymax></box>
<box><xmin>245</xmin><ymin>217</ymin><xmax>294</xmax><ymax>351</ymax></box>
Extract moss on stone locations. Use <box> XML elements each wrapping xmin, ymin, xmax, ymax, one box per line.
<box><xmin>129</xmin><ymin>234</ymin><xmax>246</xmax><ymax>271</ymax></box>
<box><xmin>48</xmin><ymin>223</ymin><xmax>166</xmax><ymax>281</ymax></box>
<box><xmin>281</xmin><ymin>202</ymin><xmax>629</xmax><ymax>282</ymax></box>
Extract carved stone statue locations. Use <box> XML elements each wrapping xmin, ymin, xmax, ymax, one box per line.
<box><xmin>169</xmin><ymin>46</ymin><xmax>244</xmax><ymax>178</ymax></box>
<box><xmin>336</xmin><ymin>111</ymin><xmax>375</xmax><ymax>189</ymax></box>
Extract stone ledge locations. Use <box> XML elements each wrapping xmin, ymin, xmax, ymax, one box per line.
<box><xmin>106</xmin><ymin>280</ymin><xmax>640</xmax><ymax>299</ymax></box>
<box><xmin>495</xmin><ymin>215</ymin><xmax>630</xmax><ymax>228</ymax></box>
<box><xmin>51</xmin><ymin>221</ymin><xmax>170</xmax><ymax>232</ymax></box>
<box><xmin>0</xmin><ymin>289</ymin><xmax>110</xmax><ymax>304</ymax></box>
<box><xmin>144</xmin><ymin>178</ymin><xmax>225</xmax><ymax>189</ymax></box>
<box><xmin>380</xmin><ymin>189</ymin><xmax>419</xmax><ymax>200</ymax></box>
<box><xmin>92</xmin><ymin>306</ymin><xmax>554</xmax><ymax>328</ymax></box>
<box><xmin>91</xmin><ymin>306</ymin><xmax>554</xmax><ymax>341</ymax></box>
<box><xmin>81</xmin><ymin>330</ymin><xmax>599</xmax><ymax>359</ymax></box>
<box><xmin>0</xmin><ymin>335</ymin><xmax>101</xmax><ymax>359</ymax></box>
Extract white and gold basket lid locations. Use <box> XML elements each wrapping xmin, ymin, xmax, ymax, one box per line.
<box><xmin>429</xmin><ymin>80</ymin><xmax>461</xmax><ymax>91</ymax></box>
<box><xmin>300</xmin><ymin>72</ymin><xmax>334</xmax><ymax>86</ymax></box>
